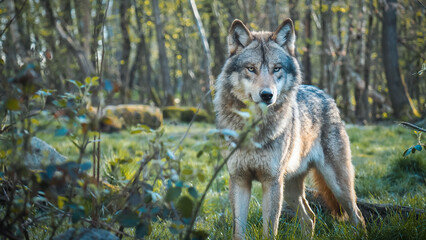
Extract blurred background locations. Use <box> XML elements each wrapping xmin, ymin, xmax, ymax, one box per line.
<box><xmin>0</xmin><ymin>0</ymin><xmax>425</xmax><ymax>123</ymax></box>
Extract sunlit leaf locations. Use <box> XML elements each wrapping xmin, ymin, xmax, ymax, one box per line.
<box><xmin>57</xmin><ymin>196</ymin><xmax>67</xmax><ymax>209</ymax></box>
<box><xmin>5</xmin><ymin>98</ymin><xmax>20</xmax><ymax>110</ymax></box>
<box><xmin>182</xmin><ymin>168</ymin><xmax>193</xmax><ymax>175</ymax></box>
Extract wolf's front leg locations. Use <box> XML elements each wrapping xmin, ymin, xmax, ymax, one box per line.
<box><xmin>229</xmin><ymin>178</ymin><xmax>252</xmax><ymax>240</ymax></box>
<box><xmin>262</xmin><ymin>180</ymin><xmax>284</xmax><ymax>238</ymax></box>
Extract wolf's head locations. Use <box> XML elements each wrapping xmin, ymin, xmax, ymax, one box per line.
<box><xmin>219</xmin><ymin>19</ymin><xmax>300</xmax><ymax>107</ymax></box>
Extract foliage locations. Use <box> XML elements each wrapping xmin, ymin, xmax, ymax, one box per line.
<box><xmin>0</xmin><ymin>65</ymin><xmax>263</xmax><ymax>239</ymax></box>
<box><xmin>400</xmin><ymin>122</ymin><xmax>425</xmax><ymax>157</ymax></box>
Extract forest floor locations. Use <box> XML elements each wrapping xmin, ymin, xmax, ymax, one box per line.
<box><xmin>34</xmin><ymin>121</ymin><xmax>425</xmax><ymax>239</ymax></box>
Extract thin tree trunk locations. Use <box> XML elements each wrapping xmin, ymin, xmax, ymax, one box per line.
<box><xmin>302</xmin><ymin>0</ymin><xmax>312</xmax><ymax>85</ymax></box>
<box><xmin>92</xmin><ymin>0</ymin><xmax>105</xmax><ymax>69</ymax></box>
<box><xmin>188</xmin><ymin>0</ymin><xmax>213</xmax><ymax>106</ymax></box>
<box><xmin>152</xmin><ymin>0</ymin><xmax>174</xmax><ymax>106</ymax></box>
<box><xmin>361</xmin><ymin>11</ymin><xmax>374</xmax><ymax>123</ymax></box>
<box><xmin>319</xmin><ymin>0</ymin><xmax>332</xmax><ymax>92</ymax></box>
<box><xmin>266</xmin><ymin>0</ymin><xmax>278</xmax><ymax>30</ymax></box>
<box><xmin>382</xmin><ymin>0</ymin><xmax>411</xmax><ymax>119</ymax></box>
<box><xmin>5</xmin><ymin>0</ymin><xmax>27</xmax><ymax>68</ymax></box>
<box><xmin>119</xmin><ymin>0</ymin><xmax>131</xmax><ymax>103</ymax></box>
<box><xmin>355</xmin><ymin>0</ymin><xmax>367</xmax><ymax>124</ymax></box>
<box><xmin>209</xmin><ymin>2</ymin><xmax>225</xmax><ymax>78</ymax></box>
<box><xmin>55</xmin><ymin>21</ymin><xmax>95</xmax><ymax>77</ymax></box>
<box><xmin>75</xmin><ymin>0</ymin><xmax>91</xmax><ymax>59</ymax></box>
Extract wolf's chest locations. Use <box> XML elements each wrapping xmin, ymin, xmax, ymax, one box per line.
<box><xmin>227</xmin><ymin>146</ymin><xmax>285</xmax><ymax>181</ymax></box>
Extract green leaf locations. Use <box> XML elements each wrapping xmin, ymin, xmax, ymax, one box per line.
<box><xmin>176</xmin><ymin>196</ymin><xmax>194</xmax><ymax>218</ymax></box>
<box><xmin>5</xmin><ymin>99</ymin><xmax>20</xmax><ymax>110</ymax></box>
<box><xmin>188</xmin><ymin>187</ymin><xmax>198</xmax><ymax>199</ymax></box>
<box><xmin>67</xmin><ymin>79</ymin><xmax>83</xmax><ymax>88</ymax></box>
<box><xmin>91</xmin><ymin>76</ymin><xmax>100</xmax><ymax>86</ymax></box>
<box><xmin>403</xmin><ymin>147</ymin><xmax>412</xmax><ymax>157</ymax></box>
<box><xmin>46</xmin><ymin>165</ymin><xmax>56</xmax><ymax>180</ymax></box>
<box><xmin>165</xmin><ymin>186</ymin><xmax>181</xmax><ymax>202</ymax></box>
<box><xmin>80</xmin><ymin>162</ymin><xmax>92</xmax><ymax>171</ymax></box>
<box><xmin>71</xmin><ymin>207</ymin><xmax>85</xmax><ymax>223</ymax></box>
<box><xmin>414</xmin><ymin>145</ymin><xmax>422</xmax><ymax>151</ymax></box>
<box><xmin>135</xmin><ymin>221</ymin><xmax>152</xmax><ymax>238</ymax></box>
<box><xmin>55</xmin><ymin>127</ymin><xmax>68</xmax><ymax>136</ymax></box>
<box><xmin>84</xmin><ymin>76</ymin><xmax>91</xmax><ymax>85</ymax></box>
<box><xmin>192</xmin><ymin>230</ymin><xmax>209</xmax><ymax>240</ymax></box>
<box><xmin>197</xmin><ymin>172</ymin><xmax>206</xmax><ymax>182</ymax></box>
<box><xmin>115</xmin><ymin>209</ymin><xmax>140</xmax><ymax>228</ymax></box>
<box><xmin>182</xmin><ymin>168</ymin><xmax>193</xmax><ymax>176</ymax></box>
<box><xmin>196</xmin><ymin>150</ymin><xmax>203</xmax><ymax>158</ymax></box>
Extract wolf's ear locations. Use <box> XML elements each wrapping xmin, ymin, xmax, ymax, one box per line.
<box><xmin>228</xmin><ymin>19</ymin><xmax>253</xmax><ymax>56</ymax></box>
<box><xmin>271</xmin><ymin>19</ymin><xmax>296</xmax><ymax>55</ymax></box>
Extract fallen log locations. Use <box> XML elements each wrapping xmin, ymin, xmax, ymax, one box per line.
<box><xmin>281</xmin><ymin>188</ymin><xmax>424</xmax><ymax>222</ymax></box>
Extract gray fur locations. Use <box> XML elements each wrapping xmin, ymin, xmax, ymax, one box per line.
<box><xmin>214</xmin><ymin>19</ymin><xmax>365</xmax><ymax>239</ymax></box>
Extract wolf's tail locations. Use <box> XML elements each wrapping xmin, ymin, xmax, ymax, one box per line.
<box><xmin>312</xmin><ymin>169</ymin><xmax>347</xmax><ymax>219</ymax></box>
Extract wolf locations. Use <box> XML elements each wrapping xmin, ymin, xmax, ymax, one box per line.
<box><xmin>213</xmin><ymin>19</ymin><xmax>366</xmax><ymax>239</ymax></box>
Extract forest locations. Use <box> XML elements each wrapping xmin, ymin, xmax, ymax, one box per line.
<box><xmin>0</xmin><ymin>0</ymin><xmax>425</xmax><ymax>239</ymax></box>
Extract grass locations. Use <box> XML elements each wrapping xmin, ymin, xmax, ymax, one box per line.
<box><xmin>33</xmin><ymin>121</ymin><xmax>425</xmax><ymax>239</ymax></box>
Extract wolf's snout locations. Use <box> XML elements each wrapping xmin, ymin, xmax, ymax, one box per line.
<box><xmin>260</xmin><ymin>89</ymin><xmax>273</xmax><ymax>103</ymax></box>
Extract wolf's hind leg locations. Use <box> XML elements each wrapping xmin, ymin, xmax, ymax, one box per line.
<box><xmin>284</xmin><ymin>174</ymin><xmax>316</xmax><ymax>238</ymax></box>
<box><xmin>229</xmin><ymin>178</ymin><xmax>252</xmax><ymax>240</ymax></box>
<box><xmin>317</xmin><ymin>130</ymin><xmax>366</xmax><ymax>230</ymax></box>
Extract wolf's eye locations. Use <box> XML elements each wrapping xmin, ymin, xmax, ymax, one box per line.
<box><xmin>247</xmin><ymin>67</ymin><xmax>255</xmax><ymax>73</ymax></box>
<box><xmin>273</xmin><ymin>67</ymin><xmax>282</xmax><ymax>72</ymax></box>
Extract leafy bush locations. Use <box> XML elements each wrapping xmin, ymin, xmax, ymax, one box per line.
<box><xmin>0</xmin><ymin>66</ymin><xmax>261</xmax><ymax>239</ymax></box>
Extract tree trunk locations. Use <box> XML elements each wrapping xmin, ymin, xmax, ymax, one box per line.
<box><xmin>266</xmin><ymin>0</ymin><xmax>278</xmax><ymax>30</ymax></box>
<box><xmin>188</xmin><ymin>0</ymin><xmax>213</xmax><ymax>107</ymax></box>
<box><xmin>92</xmin><ymin>0</ymin><xmax>105</xmax><ymax>69</ymax></box>
<box><xmin>319</xmin><ymin>0</ymin><xmax>332</xmax><ymax>92</ymax></box>
<box><xmin>302</xmin><ymin>0</ymin><xmax>312</xmax><ymax>85</ymax></box>
<box><xmin>119</xmin><ymin>0</ymin><xmax>131</xmax><ymax>103</ymax></box>
<box><xmin>152</xmin><ymin>0</ymin><xmax>174</xmax><ymax>106</ymax></box>
<box><xmin>75</xmin><ymin>0</ymin><xmax>91</xmax><ymax>60</ymax></box>
<box><xmin>55</xmin><ymin>21</ymin><xmax>95</xmax><ymax>77</ymax></box>
<box><xmin>361</xmin><ymin>12</ymin><xmax>374</xmax><ymax>123</ymax></box>
<box><xmin>382</xmin><ymin>0</ymin><xmax>411</xmax><ymax>119</ymax></box>
<box><xmin>5</xmin><ymin>0</ymin><xmax>27</xmax><ymax>68</ymax></box>
<box><xmin>209</xmin><ymin>2</ymin><xmax>226</xmax><ymax>79</ymax></box>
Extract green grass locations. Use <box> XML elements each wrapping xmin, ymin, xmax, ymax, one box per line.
<box><xmin>34</xmin><ymin>122</ymin><xmax>425</xmax><ymax>239</ymax></box>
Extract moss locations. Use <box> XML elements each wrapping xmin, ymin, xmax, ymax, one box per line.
<box><xmin>162</xmin><ymin>106</ymin><xmax>211</xmax><ymax>123</ymax></box>
<box><xmin>102</xmin><ymin>104</ymin><xmax>163</xmax><ymax>131</ymax></box>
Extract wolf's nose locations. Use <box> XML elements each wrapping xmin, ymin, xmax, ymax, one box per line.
<box><xmin>260</xmin><ymin>89</ymin><xmax>273</xmax><ymax>103</ymax></box>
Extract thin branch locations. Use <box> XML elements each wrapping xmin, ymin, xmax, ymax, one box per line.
<box><xmin>0</xmin><ymin>0</ymin><xmax>28</xmax><ymax>38</ymax></box>
<box><xmin>173</xmin><ymin>90</ymin><xmax>211</xmax><ymax>154</ymax></box>
<box><xmin>400</xmin><ymin>122</ymin><xmax>426</xmax><ymax>132</ymax></box>
<box><xmin>417</xmin><ymin>0</ymin><xmax>426</xmax><ymax>9</ymax></box>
